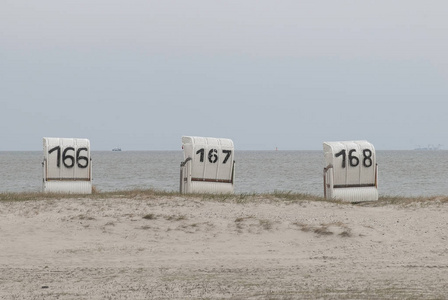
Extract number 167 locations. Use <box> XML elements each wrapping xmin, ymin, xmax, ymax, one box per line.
<box><xmin>195</xmin><ymin>148</ymin><xmax>232</xmax><ymax>164</ymax></box>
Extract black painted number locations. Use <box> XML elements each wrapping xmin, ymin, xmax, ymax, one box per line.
<box><xmin>77</xmin><ymin>148</ymin><xmax>89</xmax><ymax>168</ymax></box>
<box><xmin>62</xmin><ymin>147</ymin><xmax>75</xmax><ymax>168</ymax></box>
<box><xmin>363</xmin><ymin>149</ymin><xmax>373</xmax><ymax>167</ymax></box>
<box><xmin>208</xmin><ymin>149</ymin><xmax>218</xmax><ymax>163</ymax></box>
<box><xmin>222</xmin><ymin>150</ymin><xmax>231</xmax><ymax>164</ymax></box>
<box><xmin>195</xmin><ymin>148</ymin><xmax>232</xmax><ymax>164</ymax></box>
<box><xmin>334</xmin><ymin>149</ymin><xmax>346</xmax><ymax>168</ymax></box>
<box><xmin>48</xmin><ymin>145</ymin><xmax>61</xmax><ymax>168</ymax></box>
<box><xmin>196</xmin><ymin>148</ymin><xmax>205</xmax><ymax>162</ymax></box>
<box><xmin>335</xmin><ymin>149</ymin><xmax>373</xmax><ymax>168</ymax></box>
<box><xmin>48</xmin><ymin>146</ymin><xmax>89</xmax><ymax>169</ymax></box>
<box><xmin>348</xmin><ymin>149</ymin><xmax>359</xmax><ymax>167</ymax></box>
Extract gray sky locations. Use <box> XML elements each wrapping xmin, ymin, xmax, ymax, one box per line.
<box><xmin>1</xmin><ymin>0</ymin><xmax>448</xmax><ymax>150</ymax></box>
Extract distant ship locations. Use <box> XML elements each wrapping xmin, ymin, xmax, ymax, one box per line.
<box><xmin>112</xmin><ymin>147</ymin><xmax>122</xmax><ymax>151</ymax></box>
<box><xmin>414</xmin><ymin>144</ymin><xmax>442</xmax><ymax>151</ymax></box>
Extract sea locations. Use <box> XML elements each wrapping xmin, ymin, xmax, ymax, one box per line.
<box><xmin>1</xmin><ymin>150</ymin><xmax>448</xmax><ymax>197</ymax></box>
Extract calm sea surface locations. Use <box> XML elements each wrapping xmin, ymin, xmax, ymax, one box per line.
<box><xmin>1</xmin><ymin>151</ymin><xmax>447</xmax><ymax>197</ymax></box>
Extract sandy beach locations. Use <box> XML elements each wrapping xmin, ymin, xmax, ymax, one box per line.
<box><xmin>1</xmin><ymin>193</ymin><xmax>448</xmax><ymax>299</ymax></box>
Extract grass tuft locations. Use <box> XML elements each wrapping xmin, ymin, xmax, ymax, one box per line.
<box><xmin>358</xmin><ymin>195</ymin><xmax>448</xmax><ymax>207</ymax></box>
<box><xmin>293</xmin><ymin>221</ymin><xmax>352</xmax><ymax>237</ymax></box>
<box><xmin>165</xmin><ymin>215</ymin><xmax>188</xmax><ymax>221</ymax></box>
<box><xmin>142</xmin><ymin>213</ymin><xmax>157</xmax><ymax>220</ymax></box>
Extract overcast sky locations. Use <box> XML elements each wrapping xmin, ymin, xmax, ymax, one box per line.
<box><xmin>1</xmin><ymin>1</ymin><xmax>448</xmax><ymax>150</ymax></box>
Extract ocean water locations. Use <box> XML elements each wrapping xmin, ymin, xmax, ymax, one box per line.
<box><xmin>1</xmin><ymin>150</ymin><xmax>448</xmax><ymax>197</ymax></box>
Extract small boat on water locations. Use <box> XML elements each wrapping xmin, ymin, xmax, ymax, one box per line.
<box><xmin>112</xmin><ymin>147</ymin><xmax>122</xmax><ymax>151</ymax></box>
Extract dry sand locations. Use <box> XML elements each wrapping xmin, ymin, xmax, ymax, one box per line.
<box><xmin>1</xmin><ymin>194</ymin><xmax>448</xmax><ymax>299</ymax></box>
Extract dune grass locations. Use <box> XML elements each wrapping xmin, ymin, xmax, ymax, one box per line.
<box><xmin>1</xmin><ymin>188</ymin><xmax>448</xmax><ymax>206</ymax></box>
<box><xmin>375</xmin><ymin>195</ymin><xmax>448</xmax><ymax>206</ymax></box>
<box><xmin>0</xmin><ymin>188</ymin><xmax>176</xmax><ymax>202</ymax></box>
<box><xmin>0</xmin><ymin>188</ymin><xmax>331</xmax><ymax>204</ymax></box>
